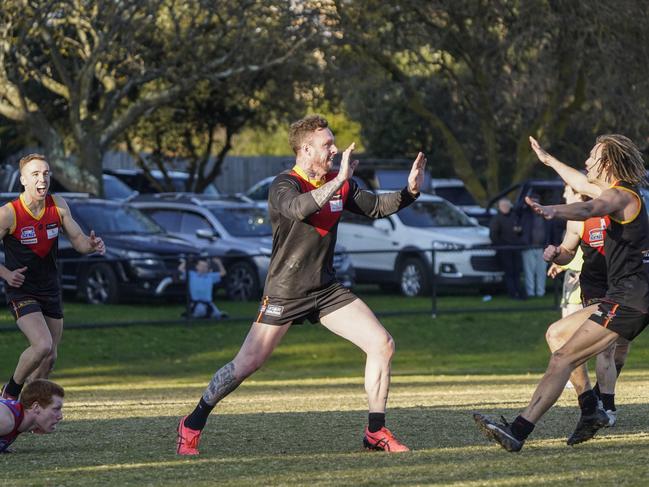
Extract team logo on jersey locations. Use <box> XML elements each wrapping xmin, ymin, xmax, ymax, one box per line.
<box><xmin>588</xmin><ymin>228</ymin><xmax>604</xmax><ymax>247</ymax></box>
<box><xmin>20</xmin><ymin>226</ymin><xmax>37</xmax><ymax>245</ymax></box>
<box><xmin>46</xmin><ymin>222</ymin><xmax>59</xmax><ymax>239</ymax></box>
<box><xmin>264</xmin><ymin>304</ymin><xmax>284</xmax><ymax>317</ymax></box>
<box><xmin>329</xmin><ymin>195</ymin><xmax>343</xmax><ymax>213</ymax></box>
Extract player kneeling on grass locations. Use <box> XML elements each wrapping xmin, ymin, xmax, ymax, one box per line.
<box><xmin>0</xmin><ymin>379</ymin><xmax>64</xmax><ymax>453</ymax></box>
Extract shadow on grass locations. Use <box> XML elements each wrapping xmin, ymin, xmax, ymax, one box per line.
<box><xmin>4</xmin><ymin>404</ymin><xmax>649</xmax><ymax>486</ymax></box>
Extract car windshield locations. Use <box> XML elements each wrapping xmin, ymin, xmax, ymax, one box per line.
<box><xmin>73</xmin><ymin>204</ymin><xmax>164</xmax><ymax>235</ymax></box>
<box><xmin>433</xmin><ymin>186</ymin><xmax>478</xmax><ymax>206</ymax></box>
<box><xmin>208</xmin><ymin>206</ymin><xmax>272</xmax><ymax>237</ymax></box>
<box><xmin>397</xmin><ymin>200</ymin><xmax>475</xmax><ymax>227</ymax></box>
<box><xmin>103</xmin><ymin>174</ymin><xmax>136</xmax><ymax>200</ymax></box>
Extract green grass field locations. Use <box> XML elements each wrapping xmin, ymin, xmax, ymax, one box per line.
<box><xmin>2</xmin><ymin>292</ymin><xmax>649</xmax><ymax>486</ymax></box>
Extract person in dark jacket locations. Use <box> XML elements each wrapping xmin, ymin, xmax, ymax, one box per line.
<box><xmin>519</xmin><ymin>193</ymin><xmax>549</xmax><ymax>297</ymax></box>
<box><xmin>489</xmin><ymin>198</ymin><xmax>525</xmax><ymax>299</ymax></box>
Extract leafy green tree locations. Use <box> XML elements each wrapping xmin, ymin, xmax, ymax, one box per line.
<box><xmin>331</xmin><ymin>0</ymin><xmax>649</xmax><ymax>203</ymax></box>
<box><xmin>0</xmin><ymin>0</ymin><xmax>314</xmax><ymax>194</ymax></box>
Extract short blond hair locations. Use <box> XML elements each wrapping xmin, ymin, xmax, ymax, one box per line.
<box><xmin>288</xmin><ymin>115</ymin><xmax>329</xmax><ymax>155</ymax></box>
<box><xmin>19</xmin><ymin>153</ymin><xmax>47</xmax><ymax>173</ymax></box>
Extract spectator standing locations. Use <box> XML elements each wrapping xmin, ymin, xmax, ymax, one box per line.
<box><xmin>520</xmin><ymin>193</ymin><xmax>549</xmax><ymax>297</ymax></box>
<box><xmin>489</xmin><ymin>198</ymin><xmax>525</xmax><ymax>299</ymax></box>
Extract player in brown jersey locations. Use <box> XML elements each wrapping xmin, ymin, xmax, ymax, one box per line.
<box><xmin>474</xmin><ymin>134</ymin><xmax>649</xmax><ymax>452</ymax></box>
<box><xmin>0</xmin><ymin>154</ymin><xmax>105</xmax><ymax>401</ymax></box>
<box><xmin>177</xmin><ymin>115</ymin><xmax>427</xmax><ymax>455</ymax></box>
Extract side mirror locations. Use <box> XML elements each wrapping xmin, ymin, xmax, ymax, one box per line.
<box><xmin>373</xmin><ymin>219</ymin><xmax>393</xmax><ymax>233</ymax></box>
<box><xmin>196</xmin><ymin>228</ymin><xmax>217</xmax><ymax>240</ymax></box>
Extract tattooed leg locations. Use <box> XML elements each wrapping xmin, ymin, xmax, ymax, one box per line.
<box><xmin>201</xmin><ymin>321</ymin><xmax>292</xmax><ymax>406</ymax></box>
<box><xmin>202</xmin><ymin>362</ymin><xmax>242</xmax><ymax>406</ymax></box>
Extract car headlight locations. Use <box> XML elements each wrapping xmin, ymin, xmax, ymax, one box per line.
<box><xmin>432</xmin><ymin>241</ymin><xmax>465</xmax><ymax>250</ymax></box>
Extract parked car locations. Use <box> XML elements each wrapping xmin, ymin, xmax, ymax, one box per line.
<box><xmin>60</xmin><ymin>197</ymin><xmax>201</xmax><ymax>304</ymax></box>
<box><xmin>337</xmin><ymin>193</ymin><xmax>502</xmax><ymax>297</ymax></box>
<box><xmin>105</xmin><ymin>168</ymin><xmax>220</xmax><ymax>195</ymax></box>
<box><xmin>132</xmin><ymin>194</ymin><xmax>355</xmax><ymax>301</ymax></box>
<box><xmin>428</xmin><ymin>178</ymin><xmax>495</xmax><ymax>222</ymax></box>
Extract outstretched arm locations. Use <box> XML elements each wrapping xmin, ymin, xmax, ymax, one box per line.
<box><xmin>525</xmin><ymin>187</ymin><xmax>632</xmax><ymax>221</ymax></box>
<box><xmin>54</xmin><ymin>196</ymin><xmax>106</xmax><ymax>255</ymax></box>
<box><xmin>529</xmin><ymin>136</ymin><xmax>601</xmax><ymax>198</ymax></box>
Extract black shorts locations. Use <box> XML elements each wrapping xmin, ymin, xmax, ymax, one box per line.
<box><xmin>7</xmin><ymin>293</ymin><xmax>64</xmax><ymax>321</ymax></box>
<box><xmin>589</xmin><ymin>300</ymin><xmax>649</xmax><ymax>341</ymax></box>
<box><xmin>255</xmin><ymin>282</ymin><xmax>357</xmax><ymax>325</ymax></box>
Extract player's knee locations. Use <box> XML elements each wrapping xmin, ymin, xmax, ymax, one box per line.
<box><xmin>386</xmin><ymin>335</ymin><xmax>396</xmax><ymax>358</ymax></box>
<box><xmin>599</xmin><ymin>345</ymin><xmax>615</xmax><ymax>361</ymax></box>
<box><xmin>32</xmin><ymin>340</ymin><xmax>53</xmax><ymax>361</ymax></box>
<box><xmin>235</xmin><ymin>354</ymin><xmax>264</xmax><ymax>377</ymax></box>
<box><xmin>373</xmin><ymin>334</ymin><xmax>395</xmax><ymax>361</ymax></box>
<box><xmin>545</xmin><ymin>323</ymin><xmax>564</xmax><ymax>348</ymax></box>
<box><xmin>549</xmin><ymin>349</ymin><xmax>573</xmax><ymax>371</ymax></box>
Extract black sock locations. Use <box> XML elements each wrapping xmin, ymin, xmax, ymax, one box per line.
<box><xmin>578</xmin><ymin>390</ymin><xmax>598</xmax><ymax>415</ymax></box>
<box><xmin>593</xmin><ymin>382</ymin><xmax>601</xmax><ymax>398</ymax></box>
<box><xmin>511</xmin><ymin>416</ymin><xmax>535</xmax><ymax>441</ymax></box>
<box><xmin>600</xmin><ymin>393</ymin><xmax>616</xmax><ymax>411</ymax></box>
<box><xmin>368</xmin><ymin>412</ymin><xmax>385</xmax><ymax>433</ymax></box>
<box><xmin>5</xmin><ymin>377</ymin><xmax>23</xmax><ymax>398</ymax></box>
<box><xmin>184</xmin><ymin>398</ymin><xmax>215</xmax><ymax>431</ymax></box>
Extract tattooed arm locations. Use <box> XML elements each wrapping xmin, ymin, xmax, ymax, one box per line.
<box><xmin>269</xmin><ymin>144</ymin><xmax>359</xmax><ymax>221</ymax></box>
<box><xmin>202</xmin><ymin>362</ymin><xmax>242</xmax><ymax>406</ymax></box>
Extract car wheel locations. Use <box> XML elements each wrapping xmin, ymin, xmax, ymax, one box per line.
<box><xmin>82</xmin><ymin>263</ymin><xmax>119</xmax><ymax>304</ymax></box>
<box><xmin>397</xmin><ymin>257</ymin><xmax>431</xmax><ymax>297</ymax></box>
<box><xmin>225</xmin><ymin>261</ymin><xmax>260</xmax><ymax>301</ymax></box>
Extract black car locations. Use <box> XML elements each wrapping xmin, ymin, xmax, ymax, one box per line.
<box><xmin>59</xmin><ymin>198</ymin><xmax>201</xmax><ymax>304</ymax></box>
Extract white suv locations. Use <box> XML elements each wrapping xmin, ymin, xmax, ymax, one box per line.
<box><xmin>337</xmin><ymin>193</ymin><xmax>502</xmax><ymax>296</ymax></box>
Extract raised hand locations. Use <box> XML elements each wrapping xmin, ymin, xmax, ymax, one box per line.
<box><xmin>525</xmin><ymin>196</ymin><xmax>556</xmax><ymax>220</ymax></box>
<box><xmin>337</xmin><ymin>142</ymin><xmax>359</xmax><ymax>182</ymax></box>
<box><xmin>6</xmin><ymin>266</ymin><xmax>27</xmax><ymax>287</ymax></box>
<box><xmin>408</xmin><ymin>152</ymin><xmax>427</xmax><ymax>195</ymax></box>
<box><xmin>529</xmin><ymin>136</ymin><xmax>553</xmax><ymax>166</ymax></box>
<box><xmin>89</xmin><ymin>230</ymin><xmax>106</xmax><ymax>255</ymax></box>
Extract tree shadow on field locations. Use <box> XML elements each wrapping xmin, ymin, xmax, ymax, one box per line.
<box><xmin>6</xmin><ymin>403</ymin><xmax>649</xmax><ymax>486</ymax></box>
